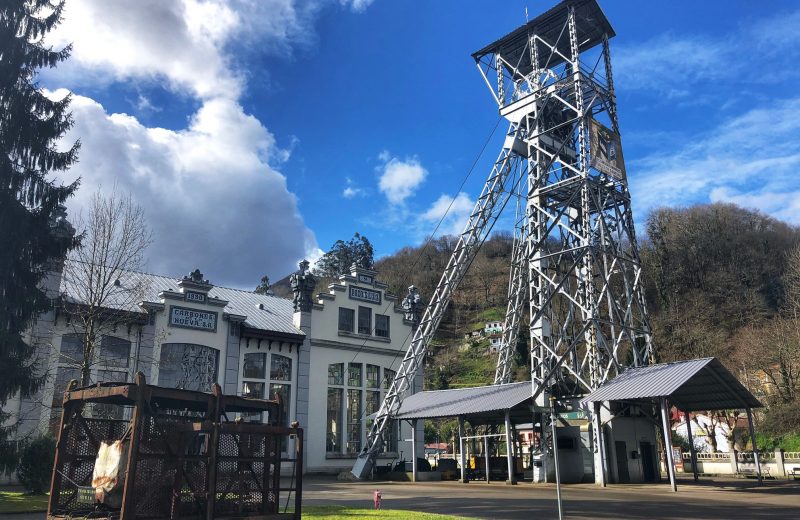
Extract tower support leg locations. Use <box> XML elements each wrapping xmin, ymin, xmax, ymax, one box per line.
<box><xmin>660</xmin><ymin>398</ymin><xmax>677</xmax><ymax>492</ymax></box>
<box><xmin>592</xmin><ymin>401</ymin><xmax>606</xmax><ymax>486</ymax></box>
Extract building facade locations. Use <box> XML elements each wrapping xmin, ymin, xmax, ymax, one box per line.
<box><xmin>3</xmin><ymin>261</ymin><xmax>420</xmax><ymax>481</ymax></box>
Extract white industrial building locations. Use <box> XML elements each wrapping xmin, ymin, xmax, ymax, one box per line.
<box><xmin>3</xmin><ymin>260</ymin><xmax>421</xmax><ymax>481</ymax></box>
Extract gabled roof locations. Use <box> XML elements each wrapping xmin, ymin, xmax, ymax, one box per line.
<box><xmin>395</xmin><ymin>382</ymin><xmax>532</xmax><ymax>420</ymax></box>
<box><xmin>581</xmin><ymin>358</ymin><xmax>761</xmax><ymax>411</ymax></box>
<box><xmin>60</xmin><ymin>260</ymin><xmax>303</xmax><ymax>337</ymax></box>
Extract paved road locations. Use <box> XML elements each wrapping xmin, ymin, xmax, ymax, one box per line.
<box><xmin>4</xmin><ymin>475</ymin><xmax>798</xmax><ymax>519</ymax></box>
<box><xmin>303</xmin><ymin>475</ymin><xmax>800</xmax><ymax>519</ymax></box>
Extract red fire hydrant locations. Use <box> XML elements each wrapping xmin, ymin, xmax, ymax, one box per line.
<box><xmin>373</xmin><ymin>489</ymin><xmax>382</xmax><ymax>510</ymax></box>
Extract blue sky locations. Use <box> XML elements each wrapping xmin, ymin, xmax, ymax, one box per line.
<box><xmin>42</xmin><ymin>0</ymin><xmax>800</xmax><ymax>288</ymax></box>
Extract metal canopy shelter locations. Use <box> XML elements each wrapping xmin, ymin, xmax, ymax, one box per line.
<box><xmin>395</xmin><ymin>382</ymin><xmax>533</xmax><ymax>484</ymax></box>
<box><xmin>581</xmin><ymin>357</ymin><xmax>762</xmax><ymax>491</ymax></box>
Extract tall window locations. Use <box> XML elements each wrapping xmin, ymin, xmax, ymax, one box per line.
<box><xmin>375</xmin><ymin>315</ymin><xmax>390</xmax><ymax>338</ymax></box>
<box><xmin>239</xmin><ymin>349</ymin><xmax>294</xmax><ymax>433</ymax></box>
<box><xmin>271</xmin><ymin>354</ymin><xmax>292</xmax><ymax>381</ymax></box>
<box><xmin>383</xmin><ymin>368</ymin><xmax>396</xmax><ymax>390</ymax></box>
<box><xmin>328</xmin><ymin>363</ymin><xmax>344</xmax><ymax>385</ymax></box>
<box><xmin>357</xmin><ymin>306</ymin><xmax>371</xmax><ymax>335</ymax></box>
<box><xmin>49</xmin><ymin>366</ymin><xmax>80</xmax><ymax>432</ymax></box>
<box><xmin>59</xmin><ymin>334</ymin><xmax>83</xmax><ymax>365</ymax></box>
<box><xmin>327</xmin><ymin>363</ymin><xmax>399</xmax><ymax>456</ymax></box>
<box><xmin>99</xmin><ymin>336</ymin><xmax>131</xmax><ymax>368</ymax></box>
<box><xmin>326</xmin><ymin>388</ymin><xmax>343</xmax><ymax>453</ymax></box>
<box><xmin>338</xmin><ymin>308</ymin><xmax>354</xmax><ymax>332</ymax></box>
<box><xmin>366</xmin><ymin>365</ymin><xmax>380</xmax><ymax>389</ymax></box>
<box><xmin>243</xmin><ymin>352</ymin><xmax>266</xmax><ymax>379</ymax></box>
<box><xmin>159</xmin><ymin>343</ymin><xmax>219</xmax><ymax>391</ymax></box>
<box><xmin>348</xmin><ymin>363</ymin><xmax>362</xmax><ymax>387</ymax></box>
<box><xmin>346</xmin><ymin>389</ymin><xmax>362</xmax><ymax>454</ymax></box>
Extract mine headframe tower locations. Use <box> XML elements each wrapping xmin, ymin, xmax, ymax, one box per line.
<box><xmin>352</xmin><ymin>0</ymin><xmax>654</xmax><ymax>482</ymax></box>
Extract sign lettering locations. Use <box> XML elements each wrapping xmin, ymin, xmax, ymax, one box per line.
<box><xmin>349</xmin><ymin>286</ymin><xmax>381</xmax><ymax>305</ymax></box>
<box><xmin>170</xmin><ymin>306</ymin><xmax>217</xmax><ymax>332</ymax></box>
<box><xmin>185</xmin><ymin>291</ymin><xmax>206</xmax><ymax>303</ymax></box>
<box><xmin>357</xmin><ymin>273</ymin><xmax>374</xmax><ymax>285</ymax></box>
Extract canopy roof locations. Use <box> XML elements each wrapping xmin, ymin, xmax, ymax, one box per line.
<box><xmin>581</xmin><ymin>358</ymin><xmax>761</xmax><ymax>411</ymax></box>
<box><xmin>395</xmin><ymin>382</ymin><xmax>533</xmax><ymax>422</ymax></box>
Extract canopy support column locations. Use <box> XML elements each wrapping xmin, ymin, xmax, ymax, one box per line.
<box><xmin>484</xmin><ymin>433</ymin><xmax>491</xmax><ymax>483</ymax></box>
<box><xmin>505</xmin><ymin>410</ymin><xmax>516</xmax><ymax>484</ymax></box>
<box><xmin>411</xmin><ymin>419</ymin><xmax>418</xmax><ymax>482</ymax></box>
<box><xmin>458</xmin><ymin>416</ymin><xmax>467</xmax><ymax>483</ymax></box>
<box><xmin>684</xmin><ymin>410</ymin><xmax>698</xmax><ymax>482</ymax></box>
<box><xmin>660</xmin><ymin>398</ymin><xmax>677</xmax><ymax>492</ymax></box>
<box><xmin>746</xmin><ymin>407</ymin><xmax>762</xmax><ymax>484</ymax></box>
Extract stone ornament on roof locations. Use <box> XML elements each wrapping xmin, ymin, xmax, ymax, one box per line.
<box><xmin>290</xmin><ymin>260</ymin><xmax>316</xmax><ymax>312</ymax></box>
<box><xmin>402</xmin><ymin>285</ymin><xmax>423</xmax><ymax>327</ymax></box>
<box><xmin>184</xmin><ymin>269</ymin><xmax>210</xmax><ymax>285</ymax></box>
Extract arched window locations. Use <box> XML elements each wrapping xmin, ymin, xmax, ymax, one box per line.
<box><xmin>158</xmin><ymin>343</ymin><xmax>219</xmax><ymax>392</ymax></box>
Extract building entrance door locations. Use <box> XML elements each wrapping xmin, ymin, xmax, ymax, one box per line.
<box><xmin>640</xmin><ymin>442</ymin><xmax>657</xmax><ymax>482</ymax></box>
<box><xmin>615</xmin><ymin>441</ymin><xmax>630</xmax><ymax>483</ymax></box>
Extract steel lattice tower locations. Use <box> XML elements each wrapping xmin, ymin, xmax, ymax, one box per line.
<box><xmin>353</xmin><ymin>0</ymin><xmax>654</xmax><ymax>482</ymax></box>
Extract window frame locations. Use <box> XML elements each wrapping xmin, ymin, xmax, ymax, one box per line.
<box><xmin>375</xmin><ymin>314</ymin><xmax>390</xmax><ymax>338</ymax></box>
<box><xmin>338</xmin><ymin>307</ymin><xmax>355</xmax><ymax>333</ymax></box>
<box><xmin>357</xmin><ymin>306</ymin><xmax>371</xmax><ymax>335</ymax></box>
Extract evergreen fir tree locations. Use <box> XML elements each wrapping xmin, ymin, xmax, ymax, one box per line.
<box><xmin>0</xmin><ymin>0</ymin><xmax>80</xmax><ymax>468</ymax></box>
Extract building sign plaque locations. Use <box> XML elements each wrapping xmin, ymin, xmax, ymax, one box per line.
<box><xmin>357</xmin><ymin>273</ymin><xmax>374</xmax><ymax>285</ymax></box>
<box><xmin>589</xmin><ymin>118</ymin><xmax>626</xmax><ymax>181</ymax></box>
<box><xmin>185</xmin><ymin>291</ymin><xmax>206</xmax><ymax>303</ymax></box>
<box><xmin>169</xmin><ymin>306</ymin><xmax>217</xmax><ymax>332</ymax></box>
<box><xmin>349</xmin><ymin>285</ymin><xmax>381</xmax><ymax>305</ymax></box>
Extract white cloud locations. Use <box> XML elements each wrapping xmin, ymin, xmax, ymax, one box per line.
<box><xmin>630</xmin><ymin>97</ymin><xmax>800</xmax><ymax>224</ymax></box>
<box><xmin>377</xmin><ymin>154</ymin><xmax>428</xmax><ymax>205</ymax></box>
<box><xmin>614</xmin><ymin>9</ymin><xmax>800</xmax><ymax>98</ymax></box>
<box><xmin>710</xmin><ymin>188</ymin><xmax>800</xmax><ymax>225</ymax></box>
<box><xmin>56</xmin><ymin>91</ymin><xmax>317</xmax><ymax>287</ymax></box>
<box><xmin>49</xmin><ymin>0</ymin><xmax>243</xmax><ymax>99</ymax></box>
<box><xmin>421</xmin><ymin>192</ymin><xmax>474</xmax><ymax>237</ymax></box>
<box><xmin>340</xmin><ymin>0</ymin><xmax>375</xmax><ymax>13</ymax></box>
<box><xmin>342</xmin><ymin>177</ymin><xmax>364</xmax><ymax>198</ymax></box>
<box><xmin>40</xmin><ymin>0</ymin><xmax>381</xmax><ymax>285</ymax></box>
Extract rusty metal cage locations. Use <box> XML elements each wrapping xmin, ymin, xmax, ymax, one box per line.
<box><xmin>48</xmin><ymin>372</ymin><xmax>303</xmax><ymax>520</ymax></box>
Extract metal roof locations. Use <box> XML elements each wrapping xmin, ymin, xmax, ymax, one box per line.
<box><xmin>472</xmin><ymin>0</ymin><xmax>614</xmax><ymax>72</ymax></box>
<box><xmin>581</xmin><ymin>358</ymin><xmax>761</xmax><ymax>411</ymax></box>
<box><xmin>60</xmin><ymin>260</ymin><xmax>303</xmax><ymax>336</ymax></box>
<box><xmin>395</xmin><ymin>382</ymin><xmax>532</xmax><ymax>420</ymax></box>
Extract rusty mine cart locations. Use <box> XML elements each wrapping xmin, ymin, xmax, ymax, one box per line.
<box><xmin>47</xmin><ymin>373</ymin><xmax>303</xmax><ymax>520</ymax></box>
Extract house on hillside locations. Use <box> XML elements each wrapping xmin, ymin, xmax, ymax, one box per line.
<box><xmin>484</xmin><ymin>321</ymin><xmax>503</xmax><ymax>334</ymax></box>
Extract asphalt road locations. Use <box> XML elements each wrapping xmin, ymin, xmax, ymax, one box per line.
<box><xmin>302</xmin><ymin>475</ymin><xmax>800</xmax><ymax>519</ymax></box>
<box><xmin>3</xmin><ymin>475</ymin><xmax>798</xmax><ymax>519</ymax></box>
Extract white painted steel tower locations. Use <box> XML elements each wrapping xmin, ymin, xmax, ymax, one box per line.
<box><xmin>353</xmin><ymin>0</ymin><xmax>654</xmax><ymax>483</ymax></box>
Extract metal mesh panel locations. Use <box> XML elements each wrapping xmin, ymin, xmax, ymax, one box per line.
<box><xmin>132</xmin><ymin>457</ymin><xmax>174</xmax><ymax>518</ymax></box>
<box><xmin>214</xmin><ymin>432</ymin><xmax>280</xmax><ymax>516</ymax></box>
<box><xmin>54</xmin><ymin>417</ymin><xmax>128</xmax><ymax>513</ymax></box>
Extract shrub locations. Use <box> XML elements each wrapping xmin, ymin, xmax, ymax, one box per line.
<box><xmin>16</xmin><ymin>435</ymin><xmax>56</xmax><ymax>494</ymax></box>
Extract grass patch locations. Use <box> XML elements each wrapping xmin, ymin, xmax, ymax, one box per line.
<box><xmin>303</xmin><ymin>506</ymin><xmax>469</xmax><ymax>519</ymax></box>
<box><xmin>0</xmin><ymin>496</ymin><xmax>469</xmax><ymax>519</ymax></box>
<box><xmin>0</xmin><ymin>491</ymin><xmax>49</xmax><ymax>513</ymax></box>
